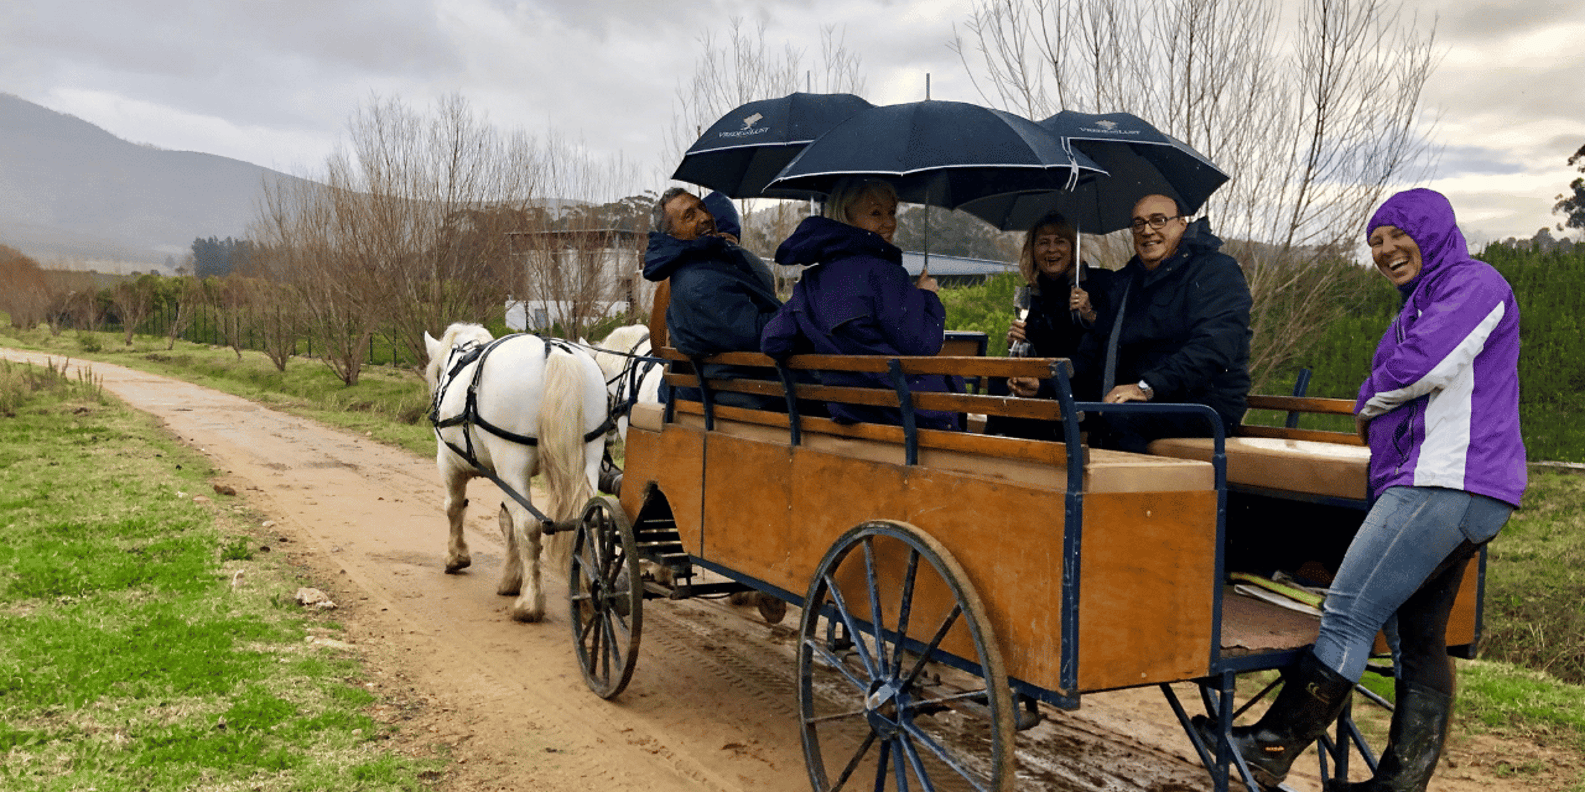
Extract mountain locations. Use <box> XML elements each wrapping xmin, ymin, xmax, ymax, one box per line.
<box><xmin>0</xmin><ymin>92</ymin><xmax>312</xmax><ymax>273</ymax></box>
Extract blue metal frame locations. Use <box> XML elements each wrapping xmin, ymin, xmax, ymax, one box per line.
<box><xmin>646</xmin><ymin>353</ymin><xmax>1485</xmax><ymax>792</ymax></box>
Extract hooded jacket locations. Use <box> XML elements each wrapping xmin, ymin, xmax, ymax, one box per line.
<box><xmin>642</xmin><ymin>231</ymin><xmax>781</xmax><ymax>407</ymax></box>
<box><xmin>1021</xmin><ymin>266</ymin><xmax>1121</xmax><ymax>400</ymax></box>
<box><xmin>1074</xmin><ymin>218</ymin><xmax>1252</xmax><ymax>427</ymax></box>
<box><xmin>1357</xmin><ymin>188</ymin><xmax>1526</xmax><ymax>507</ymax></box>
<box><xmin>762</xmin><ymin>216</ymin><xmax>959</xmax><ymax>430</ymax></box>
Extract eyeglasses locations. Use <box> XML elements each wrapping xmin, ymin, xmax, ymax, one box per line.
<box><xmin>1130</xmin><ymin>214</ymin><xmax>1182</xmax><ymax>233</ymax></box>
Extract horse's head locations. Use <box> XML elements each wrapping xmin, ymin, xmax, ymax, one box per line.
<box><xmin>591</xmin><ymin>324</ymin><xmax>653</xmax><ymax>382</ymax></box>
<box><xmin>423</xmin><ymin>322</ymin><xmax>494</xmax><ymax>393</ymax></box>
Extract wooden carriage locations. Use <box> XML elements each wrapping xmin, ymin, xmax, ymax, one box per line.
<box><xmin>565</xmin><ymin>326</ymin><xmax>1485</xmax><ymax>792</ymax></box>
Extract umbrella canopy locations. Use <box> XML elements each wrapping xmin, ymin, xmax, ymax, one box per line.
<box><xmin>958</xmin><ymin>110</ymin><xmax>1228</xmax><ymax>234</ymax></box>
<box><xmin>670</xmin><ymin>92</ymin><xmax>875</xmax><ymax>199</ymax></box>
<box><xmin>767</xmin><ymin>100</ymin><xmax>1105</xmax><ymax>209</ymax></box>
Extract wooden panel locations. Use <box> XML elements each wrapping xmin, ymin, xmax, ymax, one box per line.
<box><xmin>1238</xmin><ymin>425</ymin><xmax>1364</xmax><ymax>446</ymax></box>
<box><xmin>692</xmin><ymin>426</ymin><xmax>1219</xmax><ymax>695</ymax></box>
<box><xmin>1148</xmin><ymin>437</ymin><xmax>1369</xmax><ymax>501</ymax></box>
<box><xmin>1077</xmin><ymin>490</ymin><xmax>1218</xmax><ymax>690</ymax></box>
<box><xmin>701</xmin><ymin>434</ymin><xmax>795</xmax><ymax>573</ymax></box>
<box><xmin>620</xmin><ymin>420</ymin><xmax>705</xmax><ymax>555</ymax></box>
<box><xmin>1246</xmin><ymin>395</ymin><xmax>1356</xmax><ymax>415</ymax></box>
<box><xmin>1446</xmin><ymin>555</ymin><xmax>1480</xmax><ymax>647</ymax></box>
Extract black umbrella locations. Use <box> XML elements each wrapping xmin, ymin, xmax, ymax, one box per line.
<box><xmin>767</xmin><ymin>100</ymin><xmax>1105</xmax><ymax>209</ymax></box>
<box><xmin>958</xmin><ymin>110</ymin><xmax>1228</xmax><ymax>234</ymax></box>
<box><xmin>670</xmin><ymin>92</ymin><xmax>875</xmax><ymax>199</ymax></box>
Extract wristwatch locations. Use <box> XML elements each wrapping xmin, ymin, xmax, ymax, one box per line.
<box><xmin>1136</xmin><ymin>380</ymin><xmax>1154</xmax><ymax>399</ymax></box>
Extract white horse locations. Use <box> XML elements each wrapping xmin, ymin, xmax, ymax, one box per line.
<box><xmin>423</xmin><ymin>323</ymin><xmax>608</xmax><ymax>622</ymax></box>
<box><xmin>586</xmin><ymin>323</ymin><xmax>665</xmax><ymax>443</ymax></box>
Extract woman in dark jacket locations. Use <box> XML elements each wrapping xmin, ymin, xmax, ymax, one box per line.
<box><xmin>988</xmin><ymin>211</ymin><xmax>1119</xmax><ymax>439</ymax></box>
<box><xmin>761</xmin><ymin>177</ymin><xmax>959</xmax><ymax>430</ymax></box>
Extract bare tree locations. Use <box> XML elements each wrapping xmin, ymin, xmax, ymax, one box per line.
<box><xmin>954</xmin><ymin>0</ymin><xmax>1439</xmax><ymax>388</ymax></box>
<box><xmin>511</xmin><ymin>135</ymin><xmax>647</xmax><ymax>341</ymax></box>
<box><xmin>665</xmin><ymin>18</ymin><xmax>867</xmax><ymax>174</ymax></box>
<box><xmin>110</xmin><ymin>275</ymin><xmax>159</xmax><ymax>345</ymax></box>
<box><xmin>0</xmin><ymin>244</ymin><xmax>52</xmax><ymax>329</ymax></box>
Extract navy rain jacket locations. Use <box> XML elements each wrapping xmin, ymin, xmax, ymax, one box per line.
<box><xmin>762</xmin><ymin>216</ymin><xmax>959</xmax><ymax>430</ymax></box>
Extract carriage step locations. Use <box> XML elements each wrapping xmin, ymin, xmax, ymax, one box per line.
<box><xmin>637</xmin><ymin>540</ymin><xmax>685</xmax><ymax>550</ymax></box>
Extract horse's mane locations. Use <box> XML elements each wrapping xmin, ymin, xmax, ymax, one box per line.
<box><xmin>425</xmin><ymin>323</ymin><xmax>494</xmax><ymax>391</ymax></box>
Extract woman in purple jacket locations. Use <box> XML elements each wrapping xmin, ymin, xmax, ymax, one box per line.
<box><xmin>761</xmin><ymin>177</ymin><xmax>959</xmax><ymax>430</ymax></box>
<box><xmin>1201</xmin><ymin>189</ymin><xmax>1527</xmax><ymax>791</ymax></box>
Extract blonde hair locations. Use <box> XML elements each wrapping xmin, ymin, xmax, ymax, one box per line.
<box><xmin>824</xmin><ymin>178</ymin><xmax>899</xmax><ymax>227</ymax></box>
<box><xmin>1017</xmin><ymin>211</ymin><xmax>1077</xmax><ymax>287</ymax></box>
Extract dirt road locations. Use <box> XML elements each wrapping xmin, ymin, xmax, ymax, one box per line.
<box><xmin>3</xmin><ymin>349</ymin><xmax>1554</xmax><ymax>791</ymax></box>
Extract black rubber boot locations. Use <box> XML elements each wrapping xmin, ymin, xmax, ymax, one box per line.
<box><xmin>1195</xmin><ymin>651</ymin><xmax>1355</xmax><ymax>789</ymax></box>
<box><xmin>1327</xmin><ymin>681</ymin><xmax>1452</xmax><ymax>792</ymax></box>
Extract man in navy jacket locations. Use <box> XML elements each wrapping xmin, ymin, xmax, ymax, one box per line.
<box><xmin>641</xmin><ymin>188</ymin><xmax>782</xmax><ymax>408</ymax></box>
<box><xmin>1074</xmin><ymin>194</ymin><xmax>1252</xmax><ymax>452</ymax></box>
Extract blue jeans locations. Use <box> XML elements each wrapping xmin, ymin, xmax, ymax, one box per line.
<box><xmin>1313</xmin><ymin>486</ymin><xmax>1512</xmax><ymax>693</ymax></box>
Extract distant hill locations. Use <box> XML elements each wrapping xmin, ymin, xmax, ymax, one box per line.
<box><xmin>0</xmin><ymin>92</ymin><xmax>312</xmax><ymax>273</ymax></box>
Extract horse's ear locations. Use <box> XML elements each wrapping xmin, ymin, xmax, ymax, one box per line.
<box><xmin>423</xmin><ymin>331</ymin><xmax>441</xmax><ymax>360</ymax></box>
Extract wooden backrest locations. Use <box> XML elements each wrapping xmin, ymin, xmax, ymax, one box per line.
<box><xmin>646</xmin><ymin>279</ymin><xmax>671</xmax><ymax>351</ymax></box>
<box><xmin>658</xmin><ymin>348</ymin><xmax>1073</xmax><ymax>423</ymax></box>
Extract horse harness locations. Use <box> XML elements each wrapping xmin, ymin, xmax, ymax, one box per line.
<box><xmin>428</xmin><ymin>334</ymin><xmax>614</xmax><ymax>529</ymax></box>
<box><xmin>602</xmin><ymin>330</ymin><xmax>666</xmax><ymax>425</ymax></box>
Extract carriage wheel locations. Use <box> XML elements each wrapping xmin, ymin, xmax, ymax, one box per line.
<box><xmin>569</xmin><ymin>496</ymin><xmax>643</xmax><ymax>699</ymax></box>
<box><xmin>798</xmin><ymin>521</ymin><xmax>1014</xmax><ymax>792</ymax></box>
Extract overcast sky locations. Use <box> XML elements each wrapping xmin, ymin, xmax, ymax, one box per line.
<box><xmin>4</xmin><ymin>0</ymin><xmax>1581</xmax><ymax>248</ymax></box>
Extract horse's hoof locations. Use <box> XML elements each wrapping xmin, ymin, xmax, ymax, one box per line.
<box><xmin>497</xmin><ymin>585</ymin><xmax>520</xmax><ymax>597</ymax></box>
<box><xmin>510</xmin><ymin>605</ymin><xmax>545</xmax><ymax>623</ymax></box>
<box><xmin>444</xmin><ymin>556</ymin><xmax>472</xmax><ymax>573</ymax></box>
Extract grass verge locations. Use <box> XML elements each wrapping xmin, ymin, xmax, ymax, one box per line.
<box><xmin>0</xmin><ymin>359</ymin><xmax>435</xmax><ymax>791</ymax></box>
<box><xmin>0</xmin><ymin>326</ymin><xmax>435</xmax><ymax>456</ymax></box>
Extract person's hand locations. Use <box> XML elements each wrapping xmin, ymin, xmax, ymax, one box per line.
<box><xmin>1006</xmin><ymin>320</ymin><xmax>1027</xmax><ymax>348</ymax></box>
<box><xmin>1070</xmin><ymin>286</ymin><xmax>1096</xmax><ymax>323</ymax></box>
<box><xmin>710</xmin><ymin>231</ymin><xmax>740</xmax><ymax>244</ymax></box>
<box><xmin>1008</xmin><ymin>376</ymin><xmax>1040</xmax><ymax>398</ymax></box>
<box><xmin>1103</xmin><ymin>383</ymin><xmax>1150</xmax><ymax>403</ymax></box>
<box><xmin>1355</xmin><ymin>413</ymin><xmax>1371</xmax><ymax>444</ymax></box>
<box><xmin>916</xmin><ymin>271</ymin><xmax>939</xmax><ymax>293</ymax></box>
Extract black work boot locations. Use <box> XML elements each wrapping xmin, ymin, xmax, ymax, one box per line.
<box><xmin>1195</xmin><ymin>651</ymin><xmax>1355</xmax><ymax>789</ymax></box>
<box><xmin>1328</xmin><ymin>681</ymin><xmax>1452</xmax><ymax>792</ymax></box>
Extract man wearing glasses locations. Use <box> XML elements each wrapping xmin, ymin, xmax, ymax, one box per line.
<box><xmin>1076</xmin><ymin>193</ymin><xmax>1252</xmax><ymax>453</ymax></box>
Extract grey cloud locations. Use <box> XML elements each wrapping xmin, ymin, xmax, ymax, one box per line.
<box><xmin>1430</xmin><ymin>0</ymin><xmax>1581</xmax><ymax>43</ymax></box>
<box><xmin>3</xmin><ymin>0</ymin><xmax>460</xmax><ymax>128</ymax></box>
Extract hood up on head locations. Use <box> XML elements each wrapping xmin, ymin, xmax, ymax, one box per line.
<box><xmin>1367</xmin><ymin>188</ymin><xmax>1470</xmax><ymax>294</ymax></box>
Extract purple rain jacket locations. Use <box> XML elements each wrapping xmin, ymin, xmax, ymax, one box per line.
<box><xmin>1356</xmin><ymin>189</ymin><xmax>1527</xmax><ymax>507</ymax></box>
<box><xmin>762</xmin><ymin>216</ymin><xmax>959</xmax><ymax>431</ymax></box>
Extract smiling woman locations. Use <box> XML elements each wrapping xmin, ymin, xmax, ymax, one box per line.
<box><xmin>1368</xmin><ymin>224</ymin><xmax>1425</xmax><ymax>287</ymax></box>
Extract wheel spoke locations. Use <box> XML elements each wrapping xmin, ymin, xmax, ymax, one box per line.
<box><xmin>900</xmin><ymin>720</ymin><xmax>991</xmax><ymax>792</ymax></box>
<box><xmin>903</xmin><ymin>687</ymin><xmax>992</xmax><ymax>710</ymax></box>
<box><xmin>822</xmin><ymin>728</ymin><xmax>876</xmax><ymax>792</ymax></box>
<box><xmin>822</xmin><ymin>572</ymin><xmax>880</xmax><ymax>679</ymax></box>
<box><xmin>802</xmin><ymin>705</ymin><xmax>869</xmax><ymax>726</ymax></box>
<box><xmin>892</xmin><ymin>549</ymin><xmax>920</xmax><ymax>679</ymax></box>
<box><xmin>869</xmin><ymin>737</ymin><xmax>892</xmax><ymax>792</ymax></box>
<box><xmin>601</xmin><ymin>612</ymin><xmax>623</xmax><ymax>677</ymax></box>
<box><xmin>804</xmin><ymin>636</ymin><xmax>873</xmax><ymax>695</ymax></box>
<box><xmin>900</xmin><ymin>604</ymin><xmax>962</xmax><ymax>690</ymax></box>
<box><xmin>861</xmin><ymin>538</ymin><xmax>889</xmax><ymax>675</ymax></box>
<box><xmin>897</xmin><ymin>733</ymin><xmax>936</xmax><ymax>792</ymax></box>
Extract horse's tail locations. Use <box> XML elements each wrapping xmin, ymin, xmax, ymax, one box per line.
<box><xmin>538</xmin><ymin>347</ymin><xmax>597</xmax><ymax>566</ymax></box>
